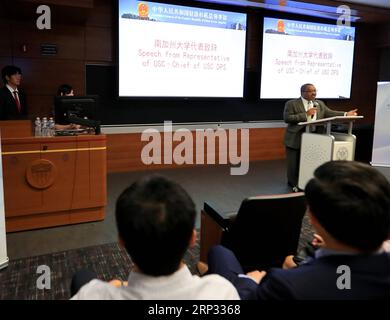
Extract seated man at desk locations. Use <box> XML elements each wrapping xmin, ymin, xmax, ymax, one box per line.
<box><xmin>0</xmin><ymin>65</ymin><xmax>28</xmax><ymax>120</ymax></box>
<box><xmin>54</xmin><ymin>84</ymin><xmax>80</xmax><ymax>131</ymax></box>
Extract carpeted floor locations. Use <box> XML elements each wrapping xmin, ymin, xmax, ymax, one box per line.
<box><xmin>0</xmin><ymin>240</ymin><xmax>200</xmax><ymax>300</ymax></box>
<box><xmin>0</xmin><ymin>214</ymin><xmax>314</xmax><ymax>300</ymax></box>
<box><xmin>0</xmin><ymin>242</ymin><xmax>131</xmax><ymax>300</ymax></box>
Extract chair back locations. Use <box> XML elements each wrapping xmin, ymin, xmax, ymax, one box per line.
<box><xmin>221</xmin><ymin>192</ymin><xmax>306</xmax><ymax>272</ymax></box>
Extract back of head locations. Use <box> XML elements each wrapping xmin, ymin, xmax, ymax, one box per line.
<box><xmin>115</xmin><ymin>175</ymin><xmax>196</xmax><ymax>276</ymax></box>
<box><xmin>305</xmin><ymin>161</ymin><xmax>390</xmax><ymax>252</ymax></box>
<box><xmin>1</xmin><ymin>65</ymin><xmax>22</xmax><ymax>84</ymax></box>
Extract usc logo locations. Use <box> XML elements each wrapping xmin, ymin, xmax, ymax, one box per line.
<box><xmin>26</xmin><ymin>159</ymin><xmax>57</xmax><ymax>189</ymax></box>
<box><xmin>138</xmin><ymin>3</ymin><xmax>149</xmax><ymax>18</ymax></box>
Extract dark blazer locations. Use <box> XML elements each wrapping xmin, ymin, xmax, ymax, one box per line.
<box><xmin>0</xmin><ymin>86</ymin><xmax>28</xmax><ymax>120</ymax></box>
<box><xmin>283</xmin><ymin>98</ymin><xmax>344</xmax><ymax>149</ymax></box>
<box><xmin>256</xmin><ymin>253</ymin><xmax>390</xmax><ymax>300</ymax></box>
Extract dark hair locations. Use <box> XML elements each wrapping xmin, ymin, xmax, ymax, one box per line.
<box><xmin>57</xmin><ymin>84</ymin><xmax>73</xmax><ymax>96</ymax></box>
<box><xmin>301</xmin><ymin>83</ymin><xmax>314</xmax><ymax>94</ymax></box>
<box><xmin>115</xmin><ymin>175</ymin><xmax>196</xmax><ymax>276</ymax></box>
<box><xmin>1</xmin><ymin>65</ymin><xmax>22</xmax><ymax>84</ymax></box>
<box><xmin>305</xmin><ymin>161</ymin><xmax>390</xmax><ymax>251</ymax></box>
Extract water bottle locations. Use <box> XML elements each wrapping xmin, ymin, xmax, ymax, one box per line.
<box><xmin>34</xmin><ymin>117</ymin><xmax>41</xmax><ymax>136</ymax></box>
<box><xmin>42</xmin><ymin>117</ymin><xmax>48</xmax><ymax>137</ymax></box>
<box><xmin>48</xmin><ymin>117</ymin><xmax>55</xmax><ymax>136</ymax></box>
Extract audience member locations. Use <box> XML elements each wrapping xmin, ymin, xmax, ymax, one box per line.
<box><xmin>0</xmin><ymin>65</ymin><xmax>28</xmax><ymax>120</ymax></box>
<box><xmin>71</xmin><ymin>175</ymin><xmax>240</xmax><ymax>300</ymax></box>
<box><xmin>208</xmin><ymin>161</ymin><xmax>390</xmax><ymax>300</ymax></box>
<box><xmin>284</xmin><ymin>233</ymin><xmax>390</xmax><ymax>269</ymax></box>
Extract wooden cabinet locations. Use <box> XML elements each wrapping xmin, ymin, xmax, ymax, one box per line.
<box><xmin>1</xmin><ymin>133</ymin><xmax>107</xmax><ymax>232</ymax></box>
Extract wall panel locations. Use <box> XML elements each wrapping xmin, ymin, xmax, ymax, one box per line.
<box><xmin>23</xmin><ymin>0</ymin><xmax>94</xmax><ymax>8</ymax></box>
<box><xmin>13</xmin><ymin>58</ymin><xmax>85</xmax><ymax>96</ymax></box>
<box><xmin>0</xmin><ymin>20</ymin><xmax>12</xmax><ymax>57</ymax></box>
<box><xmin>12</xmin><ymin>22</ymin><xmax>85</xmax><ymax>60</ymax></box>
<box><xmin>0</xmin><ymin>0</ymin><xmax>113</xmax><ymax>121</ymax></box>
<box><xmin>86</xmin><ymin>27</ymin><xmax>113</xmax><ymax>62</ymax></box>
<box><xmin>106</xmin><ymin>128</ymin><xmax>286</xmax><ymax>173</ymax></box>
<box><xmin>0</xmin><ymin>1</ymin><xmax>390</xmax><ymax>149</ymax></box>
<box><xmin>86</xmin><ymin>0</ymin><xmax>114</xmax><ymax>27</ymax></box>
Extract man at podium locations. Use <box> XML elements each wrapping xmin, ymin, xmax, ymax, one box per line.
<box><xmin>283</xmin><ymin>83</ymin><xmax>358</xmax><ymax>192</ymax></box>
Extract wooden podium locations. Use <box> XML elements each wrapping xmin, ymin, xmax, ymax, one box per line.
<box><xmin>0</xmin><ymin>121</ymin><xmax>107</xmax><ymax>232</ymax></box>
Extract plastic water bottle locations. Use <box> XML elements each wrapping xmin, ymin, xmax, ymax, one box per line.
<box><xmin>48</xmin><ymin>117</ymin><xmax>55</xmax><ymax>136</ymax></box>
<box><xmin>34</xmin><ymin>117</ymin><xmax>41</xmax><ymax>136</ymax></box>
<box><xmin>42</xmin><ymin>117</ymin><xmax>48</xmax><ymax>136</ymax></box>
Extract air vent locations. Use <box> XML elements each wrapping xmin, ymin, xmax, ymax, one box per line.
<box><xmin>41</xmin><ymin>44</ymin><xmax>57</xmax><ymax>56</ymax></box>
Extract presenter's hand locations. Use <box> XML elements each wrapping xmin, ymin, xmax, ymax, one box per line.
<box><xmin>306</xmin><ymin>107</ymin><xmax>317</xmax><ymax>116</ymax></box>
<box><xmin>346</xmin><ymin>109</ymin><xmax>358</xmax><ymax>116</ymax></box>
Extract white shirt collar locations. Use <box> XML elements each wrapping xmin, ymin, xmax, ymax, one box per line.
<box><xmin>126</xmin><ymin>264</ymin><xmax>193</xmax><ymax>290</ymax></box>
<box><xmin>301</xmin><ymin>96</ymin><xmax>312</xmax><ymax>106</ymax></box>
<box><xmin>301</xmin><ymin>97</ymin><xmax>313</xmax><ymax>111</ymax></box>
<box><xmin>6</xmin><ymin>84</ymin><xmax>18</xmax><ymax>94</ymax></box>
<box><xmin>301</xmin><ymin>97</ymin><xmax>317</xmax><ymax>121</ymax></box>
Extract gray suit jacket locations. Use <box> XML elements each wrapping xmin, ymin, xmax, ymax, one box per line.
<box><xmin>283</xmin><ymin>98</ymin><xmax>344</xmax><ymax>149</ymax></box>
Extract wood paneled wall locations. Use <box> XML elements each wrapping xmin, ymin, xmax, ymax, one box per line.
<box><xmin>1</xmin><ymin>1</ymin><xmax>390</xmax><ymax>173</ymax></box>
<box><xmin>106</xmin><ymin>128</ymin><xmax>286</xmax><ymax>173</ymax></box>
<box><xmin>1</xmin><ymin>1</ymin><xmax>389</xmax><ymax>123</ymax></box>
<box><xmin>0</xmin><ymin>0</ymin><xmax>113</xmax><ymax>119</ymax></box>
<box><xmin>23</xmin><ymin>0</ymin><xmax>94</xmax><ymax>8</ymax></box>
<box><xmin>330</xmin><ymin>24</ymin><xmax>380</xmax><ymax>125</ymax></box>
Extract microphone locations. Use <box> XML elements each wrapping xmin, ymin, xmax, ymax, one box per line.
<box><xmin>311</xmin><ymin>101</ymin><xmax>319</xmax><ymax>119</ymax></box>
<box><xmin>308</xmin><ymin>100</ymin><xmax>314</xmax><ymax>119</ymax></box>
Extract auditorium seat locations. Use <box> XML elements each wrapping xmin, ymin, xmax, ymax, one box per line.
<box><xmin>200</xmin><ymin>192</ymin><xmax>306</xmax><ymax>272</ymax></box>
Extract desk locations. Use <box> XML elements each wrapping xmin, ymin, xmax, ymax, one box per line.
<box><xmin>1</xmin><ymin>134</ymin><xmax>107</xmax><ymax>232</ymax></box>
<box><xmin>0</xmin><ymin>120</ymin><xmax>32</xmax><ymax>138</ymax></box>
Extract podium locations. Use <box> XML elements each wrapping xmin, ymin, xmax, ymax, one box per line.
<box><xmin>298</xmin><ymin>116</ymin><xmax>363</xmax><ymax>190</ymax></box>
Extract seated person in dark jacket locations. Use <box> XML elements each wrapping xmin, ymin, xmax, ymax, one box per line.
<box><xmin>0</xmin><ymin>65</ymin><xmax>28</xmax><ymax>120</ymax></box>
<box><xmin>208</xmin><ymin>161</ymin><xmax>390</xmax><ymax>300</ymax></box>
